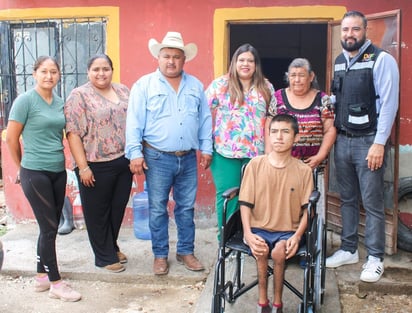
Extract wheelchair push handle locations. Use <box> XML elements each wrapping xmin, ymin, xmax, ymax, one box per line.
<box><xmin>222</xmin><ymin>186</ymin><xmax>240</xmax><ymax>200</ymax></box>
<box><xmin>309</xmin><ymin>190</ymin><xmax>320</xmax><ymax>204</ymax></box>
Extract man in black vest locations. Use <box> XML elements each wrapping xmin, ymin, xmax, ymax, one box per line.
<box><xmin>326</xmin><ymin>11</ymin><xmax>399</xmax><ymax>283</ymax></box>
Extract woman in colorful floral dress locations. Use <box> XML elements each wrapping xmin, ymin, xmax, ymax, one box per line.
<box><xmin>205</xmin><ymin>44</ymin><xmax>276</xmax><ymax>235</ymax></box>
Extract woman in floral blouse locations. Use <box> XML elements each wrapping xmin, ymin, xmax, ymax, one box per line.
<box><xmin>65</xmin><ymin>54</ymin><xmax>133</xmax><ymax>273</ymax></box>
<box><xmin>205</xmin><ymin>43</ymin><xmax>276</xmax><ymax>236</ymax></box>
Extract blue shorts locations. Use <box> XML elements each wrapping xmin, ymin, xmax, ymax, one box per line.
<box><xmin>250</xmin><ymin>228</ymin><xmax>295</xmax><ymax>253</ymax></box>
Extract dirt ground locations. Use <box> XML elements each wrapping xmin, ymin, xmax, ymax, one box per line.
<box><xmin>0</xmin><ymin>274</ymin><xmax>204</xmax><ymax>313</ymax></box>
<box><xmin>340</xmin><ymin>292</ymin><xmax>412</xmax><ymax>313</ymax></box>
<box><xmin>0</xmin><ymin>274</ymin><xmax>412</xmax><ymax>313</ymax></box>
<box><xmin>1</xmin><ymin>192</ymin><xmax>411</xmax><ymax>313</ymax></box>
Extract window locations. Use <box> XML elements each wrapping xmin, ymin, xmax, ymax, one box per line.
<box><xmin>0</xmin><ymin>17</ymin><xmax>107</xmax><ymax>126</ymax></box>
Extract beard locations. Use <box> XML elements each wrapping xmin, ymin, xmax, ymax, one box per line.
<box><xmin>341</xmin><ymin>35</ymin><xmax>366</xmax><ymax>52</ymax></box>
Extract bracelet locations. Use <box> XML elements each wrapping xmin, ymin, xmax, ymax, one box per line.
<box><xmin>79</xmin><ymin>166</ymin><xmax>90</xmax><ymax>174</ymax></box>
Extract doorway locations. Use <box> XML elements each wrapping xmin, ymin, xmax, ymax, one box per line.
<box><xmin>229</xmin><ymin>23</ymin><xmax>328</xmax><ymax>91</ymax></box>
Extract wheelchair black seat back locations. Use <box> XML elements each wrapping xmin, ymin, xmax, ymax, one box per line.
<box><xmin>212</xmin><ymin>168</ymin><xmax>326</xmax><ymax>313</ymax></box>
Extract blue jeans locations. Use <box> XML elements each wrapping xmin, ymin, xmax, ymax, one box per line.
<box><xmin>143</xmin><ymin>147</ymin><xmax>198</xmax><ymax>258</ymax></box>
<box><xmin>334</xmin><ymin>134</ymin><xmax>387</xmax><ymax>259</ymax></box>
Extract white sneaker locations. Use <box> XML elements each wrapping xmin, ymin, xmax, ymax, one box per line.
<box><xmin>360</xmin><ymin>256</ymin><xmax>384</xmax><ymax>282</ymax></box>
<box><xmin>325</xmin><ymin>249</ymin><xmax>359</xmax><ymax>268</ymax></box>
<box><xmin>49</xmin><ymin>281</ymin><xmax>81</xmax><ymax>302</ymax></box>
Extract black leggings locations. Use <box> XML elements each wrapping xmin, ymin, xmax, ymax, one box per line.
<box><xmin>20</xmin><ymin>167</ymin><xmax>67</xmax><ymax>282</ymax></box>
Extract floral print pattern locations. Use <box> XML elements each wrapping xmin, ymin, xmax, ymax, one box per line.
<box><xmin>65</xmin><ymin>82</ymin><xmax>130</xmax><ymax>163</ymax></box>
<box><xmin>205</xmin><ymin>75</ymin><xmax>276</xmax><ymax>158</ymax></box>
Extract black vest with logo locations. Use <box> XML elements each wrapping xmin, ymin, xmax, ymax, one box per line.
<box><xmin>332</xmin><ymin>44</ymin><xmax>382</xmax><ymax>135</ymax></box>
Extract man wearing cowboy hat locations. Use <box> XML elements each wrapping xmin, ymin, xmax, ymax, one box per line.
<box><xmin>125</xmin><ymin>31</ymin><xmax>213</xmax><ymax>275</ymax></box>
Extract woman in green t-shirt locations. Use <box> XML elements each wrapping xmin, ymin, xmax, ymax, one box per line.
<box><xmin>6</xmin><ymin>56</ymin><xmax>81</xmax><ymax>302</ymax></box>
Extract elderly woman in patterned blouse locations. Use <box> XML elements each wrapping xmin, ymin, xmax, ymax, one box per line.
<box><xmin>267</xmin><ymin>58</ymin><xmax>336</xmax><ymax>169</ymax></box>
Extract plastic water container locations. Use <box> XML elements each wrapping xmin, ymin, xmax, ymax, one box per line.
<box><xmin>133</xmin><ymin>181</ymin><xmax>151</xmax><ymax>240</ymax></box>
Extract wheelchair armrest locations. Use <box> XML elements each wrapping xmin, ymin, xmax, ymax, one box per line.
<box><xmin>309</xmin><ymin>190</ymin><xmax>320</xmax><ymax>204</ymax></box>
<box><xmin>222</xmin><ymin>186</ymin><xmax>240</xmax><ymax>201</ymax></box>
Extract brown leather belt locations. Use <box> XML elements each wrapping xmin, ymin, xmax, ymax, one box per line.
<box><xmin>142</xmin><ymin>141</ymin><xmax>193</xmax><ymax>157</ymax></box>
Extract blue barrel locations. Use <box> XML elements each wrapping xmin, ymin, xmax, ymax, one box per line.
<box><xmin>133</xmin><ymin>181</ymin><xmax>151</xmax><ymax>240</ymax></box>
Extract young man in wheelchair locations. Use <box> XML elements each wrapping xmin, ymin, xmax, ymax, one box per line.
<box><xmin>239</xmin><ymin>114</ymin><xmax>314</xmax><ymax>313</ymax></box>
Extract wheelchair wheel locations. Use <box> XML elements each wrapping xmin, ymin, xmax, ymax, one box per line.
<box><xmin>226</xmin><ymin>251</ymin><xmax>244</xmax><ymax>284</ymax></box>
<box><xmin>212</xmin><ymin>258</ymin><xmax>225</xmax><ymax>313</ymax></box>
<box><xmin>212</xmin><ymin>294</ymin><xmax>224</xmax><ymax>313</ymax></box>
<box><xmin>298</xmin><ymin>302</ymin><xmax>314</xmax><ymax>313</ymax></box>
<box><xmin>224</xmin><ymin>250</ymin><xmax>245</xmax><ymax>303</ymax></box>
<box><xmin>313</xmin><ymin>215</ymin><xmax>326</xmax><ymax>312</ymax></box>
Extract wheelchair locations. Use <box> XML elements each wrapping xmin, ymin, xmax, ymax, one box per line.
<box><xmin>211</xmin><ymin>168</ymin><xmax>326</xmax><ymax>313</ymax></box>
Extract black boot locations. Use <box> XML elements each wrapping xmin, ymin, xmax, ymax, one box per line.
<box><xmin>58</xmin><ymin>196</ymin><xmax>75</xmax><ymax>235</ymax></box>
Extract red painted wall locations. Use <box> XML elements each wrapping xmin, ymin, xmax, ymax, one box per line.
<box><xmin>121</xmin><ymin>0</ymin><xmax>412</xmax><ymax>146</ymax></box>
<box><xmin>0</xmin><ymin>133</ymin><xmax>136</xmax><ymax>224</ymax></box>
<box><xmin>2</xmin><ymin>0</ymin><xmax>410</xmax><ymax>144</ymax></box>
<box><xmin>1</xmin><ymin>0</ymin><xmax>411</xmax><ymax>222</ymax></box>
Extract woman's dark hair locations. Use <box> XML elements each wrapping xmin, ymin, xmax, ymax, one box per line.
<box><xmin>33</xmin><ymin>56</ymin><xmax>60</xmax><ymax>72</ymax></box>
<box><xmin>87</xmin><ymin>53</ymin><xmax>113</xmax><ymax>71</ymax></box>
<box><xmin>270</xmin><ymin>113</ymin><xmax>299</xmax><ymax>135</ymax></box>
<box><xmin>227</xmin><ymin>43</ymin><xmax>272</xmax><ymax>105</ymax></box>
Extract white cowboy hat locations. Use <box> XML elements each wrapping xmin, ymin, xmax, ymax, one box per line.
<box><xmin>148</xmin><ymin>31</ymin><xmax>198</xmax><ymax>62</ymax></box>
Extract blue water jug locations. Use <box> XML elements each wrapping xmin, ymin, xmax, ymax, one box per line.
<box><xmin>133</xmin><ymin>181</ymin><xmax>151</xmax><ymax>240</ymax></box>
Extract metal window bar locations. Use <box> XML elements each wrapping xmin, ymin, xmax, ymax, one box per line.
<box><xmin>0</xmin><ymin>17</ymin><xmax>106</xmax><ymax>127</ymax></box>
